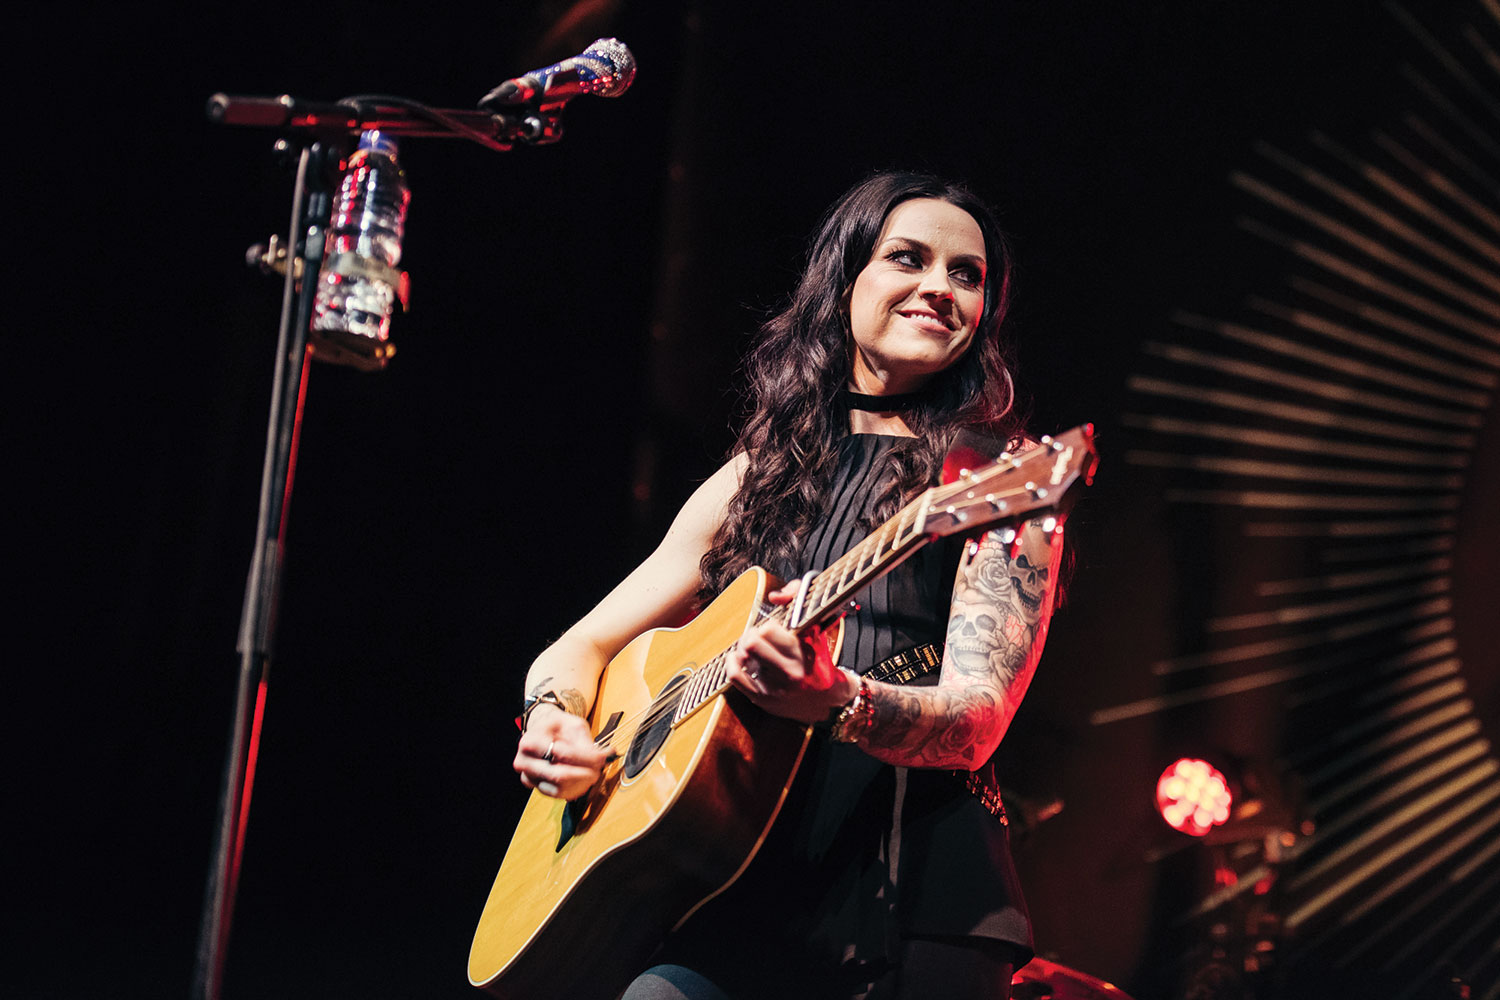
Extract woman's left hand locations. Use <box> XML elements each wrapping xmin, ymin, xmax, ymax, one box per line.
<box><xmin>724</xmin><ymin>581</ymin><xmax>858</xmax><ymax>723</ymax></box>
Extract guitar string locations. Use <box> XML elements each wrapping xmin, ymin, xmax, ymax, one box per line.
<box><xmin>586</xmin><ymin>479</ymin><xmax>1037</xmax><ymax>760</ymax></box>
<box><xmin>588</xmin><ymin>600</ymin><xmax>789</xmax><ymax>759</ymax></box>
<box><xmin>576</xmin><ymin>461</ymin><xmax>1052</xmax><ymax>762</ymax></box>
<box><xmin>580</xmin><ymin>497</ymin><xmax>930</xmax><ymax>759</ymax></box>
<box><xmin>583</xmin><ymin>513</ymin><xmax>921</xmax><ymax>758</ymax></box>
<box><xmin>582</xmin><ymin>473</ymin><xmax>1046</xmax><ymax>761</ymax></box>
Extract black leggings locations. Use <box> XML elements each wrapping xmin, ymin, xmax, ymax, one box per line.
<box><xmin>621</xmin><ymin>935</ymin><xmax>1016</xmax><ymax>1000</ymax></box>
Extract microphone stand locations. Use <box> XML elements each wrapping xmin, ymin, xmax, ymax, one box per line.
<box><xmin>193</xmin><ymin>94</ymin><xmax>561</xmax><ymax>1000</ymax></box>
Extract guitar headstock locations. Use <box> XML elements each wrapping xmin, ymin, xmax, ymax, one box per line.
<box><xmin>921</xmin><ymin>423</ymin><xmax>1099</xmax><ymax>538</ymax></box>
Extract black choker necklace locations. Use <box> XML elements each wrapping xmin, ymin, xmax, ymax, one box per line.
<box><xmin>840</xmin><ymin>387</ymin><xmax>927</xmax><ymax>412</ymax></box>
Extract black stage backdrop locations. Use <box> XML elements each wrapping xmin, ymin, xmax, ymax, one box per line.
<box><xmin>15</xmin><ymin>3</ymin><xmax>1499</xmax><ymax>999</ymax></box>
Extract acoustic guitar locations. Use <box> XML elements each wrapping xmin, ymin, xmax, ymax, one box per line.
<box><xmin>469</xmin><ymin>425</ymin><xmax>1098</xmax><ymax>999</ymax></box>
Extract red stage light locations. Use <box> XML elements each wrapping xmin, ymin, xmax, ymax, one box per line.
<box><xmin>1156</xmin><ymin>758</ymin><xmax>1232</xmax><ymax>837</ymax></box>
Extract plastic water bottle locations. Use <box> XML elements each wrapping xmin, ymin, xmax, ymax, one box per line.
<box><xmin>311</xmin><ymin>130</ymin><xmax>411</xmax><ymax>369</ymax></box>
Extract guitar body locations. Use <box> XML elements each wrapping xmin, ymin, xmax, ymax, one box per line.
<box><xmin>469</xmin><ymin>568</ymin><xmax>840</xmax><ymax>1000</ymax></box>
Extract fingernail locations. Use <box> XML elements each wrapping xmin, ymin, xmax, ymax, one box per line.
<box><xmin>538</xmin><ymin>781</ymin><xmax>559</xmax><ymax>797</ymax></box>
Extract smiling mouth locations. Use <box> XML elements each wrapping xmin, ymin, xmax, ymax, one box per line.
<box><xmin>899</xmin><ymin>311</ymin><xmax>951</xmax><ymax>332</ymax></box>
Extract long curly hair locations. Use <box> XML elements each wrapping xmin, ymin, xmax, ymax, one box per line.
<box><xmin>698</xmin><ymin>172</ymin><xmax>1024</xmax><ymax>599</ymax></box>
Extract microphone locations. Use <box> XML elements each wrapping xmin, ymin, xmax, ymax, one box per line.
<box><xmin>479</xmin><ymin>38</ymin><xmax>636</xmax><ymax>110</ymax></box>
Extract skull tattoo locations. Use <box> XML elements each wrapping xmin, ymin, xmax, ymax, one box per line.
<box><xmin>1008</xmin><ymin>552</ymin><xmax>1049</xmax><ymax>625</ymax></box>
<box><xmin>948</xmin><ymin>611</ymin><xmax>1001</xmax><ymax>660</ymax></box>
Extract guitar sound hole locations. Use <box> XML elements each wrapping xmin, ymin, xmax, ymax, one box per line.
<box><xmin>623</xmin><ymin>674</ymin><xmax>688</xmax><ymax>779</ymax></box>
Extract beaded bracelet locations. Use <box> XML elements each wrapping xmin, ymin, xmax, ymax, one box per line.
<box><xmin>828</xmin><ymin>669</ymin><xmax>874</xmax><ymax>744</ymax></box>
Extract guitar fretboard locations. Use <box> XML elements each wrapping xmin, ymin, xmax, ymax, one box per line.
<box><xmin>668</xmin><ymin>491</ymin><xmax>935</xmax><ymax>726</ymax></box>
<box><xmin>792</xmin><ymin>491</ymin><xmax>933</xmax><ymax>630</ymax></box>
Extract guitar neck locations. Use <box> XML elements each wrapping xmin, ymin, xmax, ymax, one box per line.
<box><xmin>787</xmin><ymin>490</ymin><xmax>935</xmax><ymax>632</ymax></box>
<box><xmin>669</xmin><ymin>491</ymin><xmax>935</xmax><ymax>726</ymax></box>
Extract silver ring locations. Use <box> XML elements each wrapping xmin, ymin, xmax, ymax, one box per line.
<box><xmin>543</xmin><ymin>740</ymin><xmax>556</xmax><ymax>764</ymax></box>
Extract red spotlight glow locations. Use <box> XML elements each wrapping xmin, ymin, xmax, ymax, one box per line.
<box><xmin>1157</xmin><ymin>758</ymin><xmax>1232</xmax><ymax>837</ymax></box>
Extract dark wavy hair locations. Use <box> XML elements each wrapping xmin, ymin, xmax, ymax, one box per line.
<box><xmin>699</xmin><ymin>171</ymin><xmax>1024</xmax><ymax>599</ymax></box>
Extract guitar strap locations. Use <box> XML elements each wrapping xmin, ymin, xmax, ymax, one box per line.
<box><xmin>863</xmin><ymin>642</ymin><xmax>1009</xmax><ymax>826</ymax></box>
<box><xmin>862</xmin><ymin>642</ymin><xmax>944</xmax><ymax>685</ymax></box>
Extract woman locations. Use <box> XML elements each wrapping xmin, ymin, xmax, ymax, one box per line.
<box><xmin>513</xmin><ymin>172</ymin><xmax>1066</xmax><ymax>999</ymax></box>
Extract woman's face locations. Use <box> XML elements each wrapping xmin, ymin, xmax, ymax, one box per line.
<box><xmin>844</xmin><ymin>197</ymin><xmax>987</xmax><ymax>395</ymax></box>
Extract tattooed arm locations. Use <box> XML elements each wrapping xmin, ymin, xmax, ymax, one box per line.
<box><xmin>855</xmin><ymin>517</ymin><xmax>1065</xmax><ymax>770</ymax></box>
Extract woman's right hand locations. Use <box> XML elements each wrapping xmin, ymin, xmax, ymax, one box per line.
<box><xmin>514</xmin><ymin>704</ymin><xmax>610</xmax><ymax>800</ymax></box>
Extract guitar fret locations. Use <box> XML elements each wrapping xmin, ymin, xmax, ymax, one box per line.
<box><xmin>701</xmin><ymin>658</ymin><xmax>719</xmax><ymax>702</ymax></box>
<box><xmin>676</xmin><ymin>664</ymin><xmax>700</xmax><ymax>722</ymax></box>
<box><xmin>687</xmin><ymin>656</ymin><xmax>720</xmax><ymax>720</ymax></box>
<box><xmin>708</xmin><ymin>659</ymin><xmax>723</xmax><ymax>700</ymax></box>
<box><xmin>702</xmin><ymin>662</ymin><xmax>718</xmax><ymax>707</ymax></box>
<box><xmin>806</xmin><ymin>574</ymin><xmax>828</xmax><ymax>623</ymax></box>
<box><xmin>821</xmin><ymin>565</ymin><xmax>843</xmax><ymax>618</ymax></box>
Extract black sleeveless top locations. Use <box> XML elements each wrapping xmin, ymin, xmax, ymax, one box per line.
<box><xmin>665</xmin><ymin>434</ymin><xmax>1033</xmax><ymax>988</ymax></box>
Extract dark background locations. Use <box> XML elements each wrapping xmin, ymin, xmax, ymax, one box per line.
<box><xmin>16</xmin><ymin>2</ymin><xmax>1498</xmax><ymax>998</ymax></box>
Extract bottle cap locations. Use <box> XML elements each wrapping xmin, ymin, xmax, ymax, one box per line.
<box><xmin>358</xmin><ymin>129</ymin><xmax>399</xmax><ymax>159</ymax></box>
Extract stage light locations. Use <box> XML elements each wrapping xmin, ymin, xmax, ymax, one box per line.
<box><xmin>1157</xmin><ymin>758</ymin><xmax>1232</xmax><ymax>837</ymax></box>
